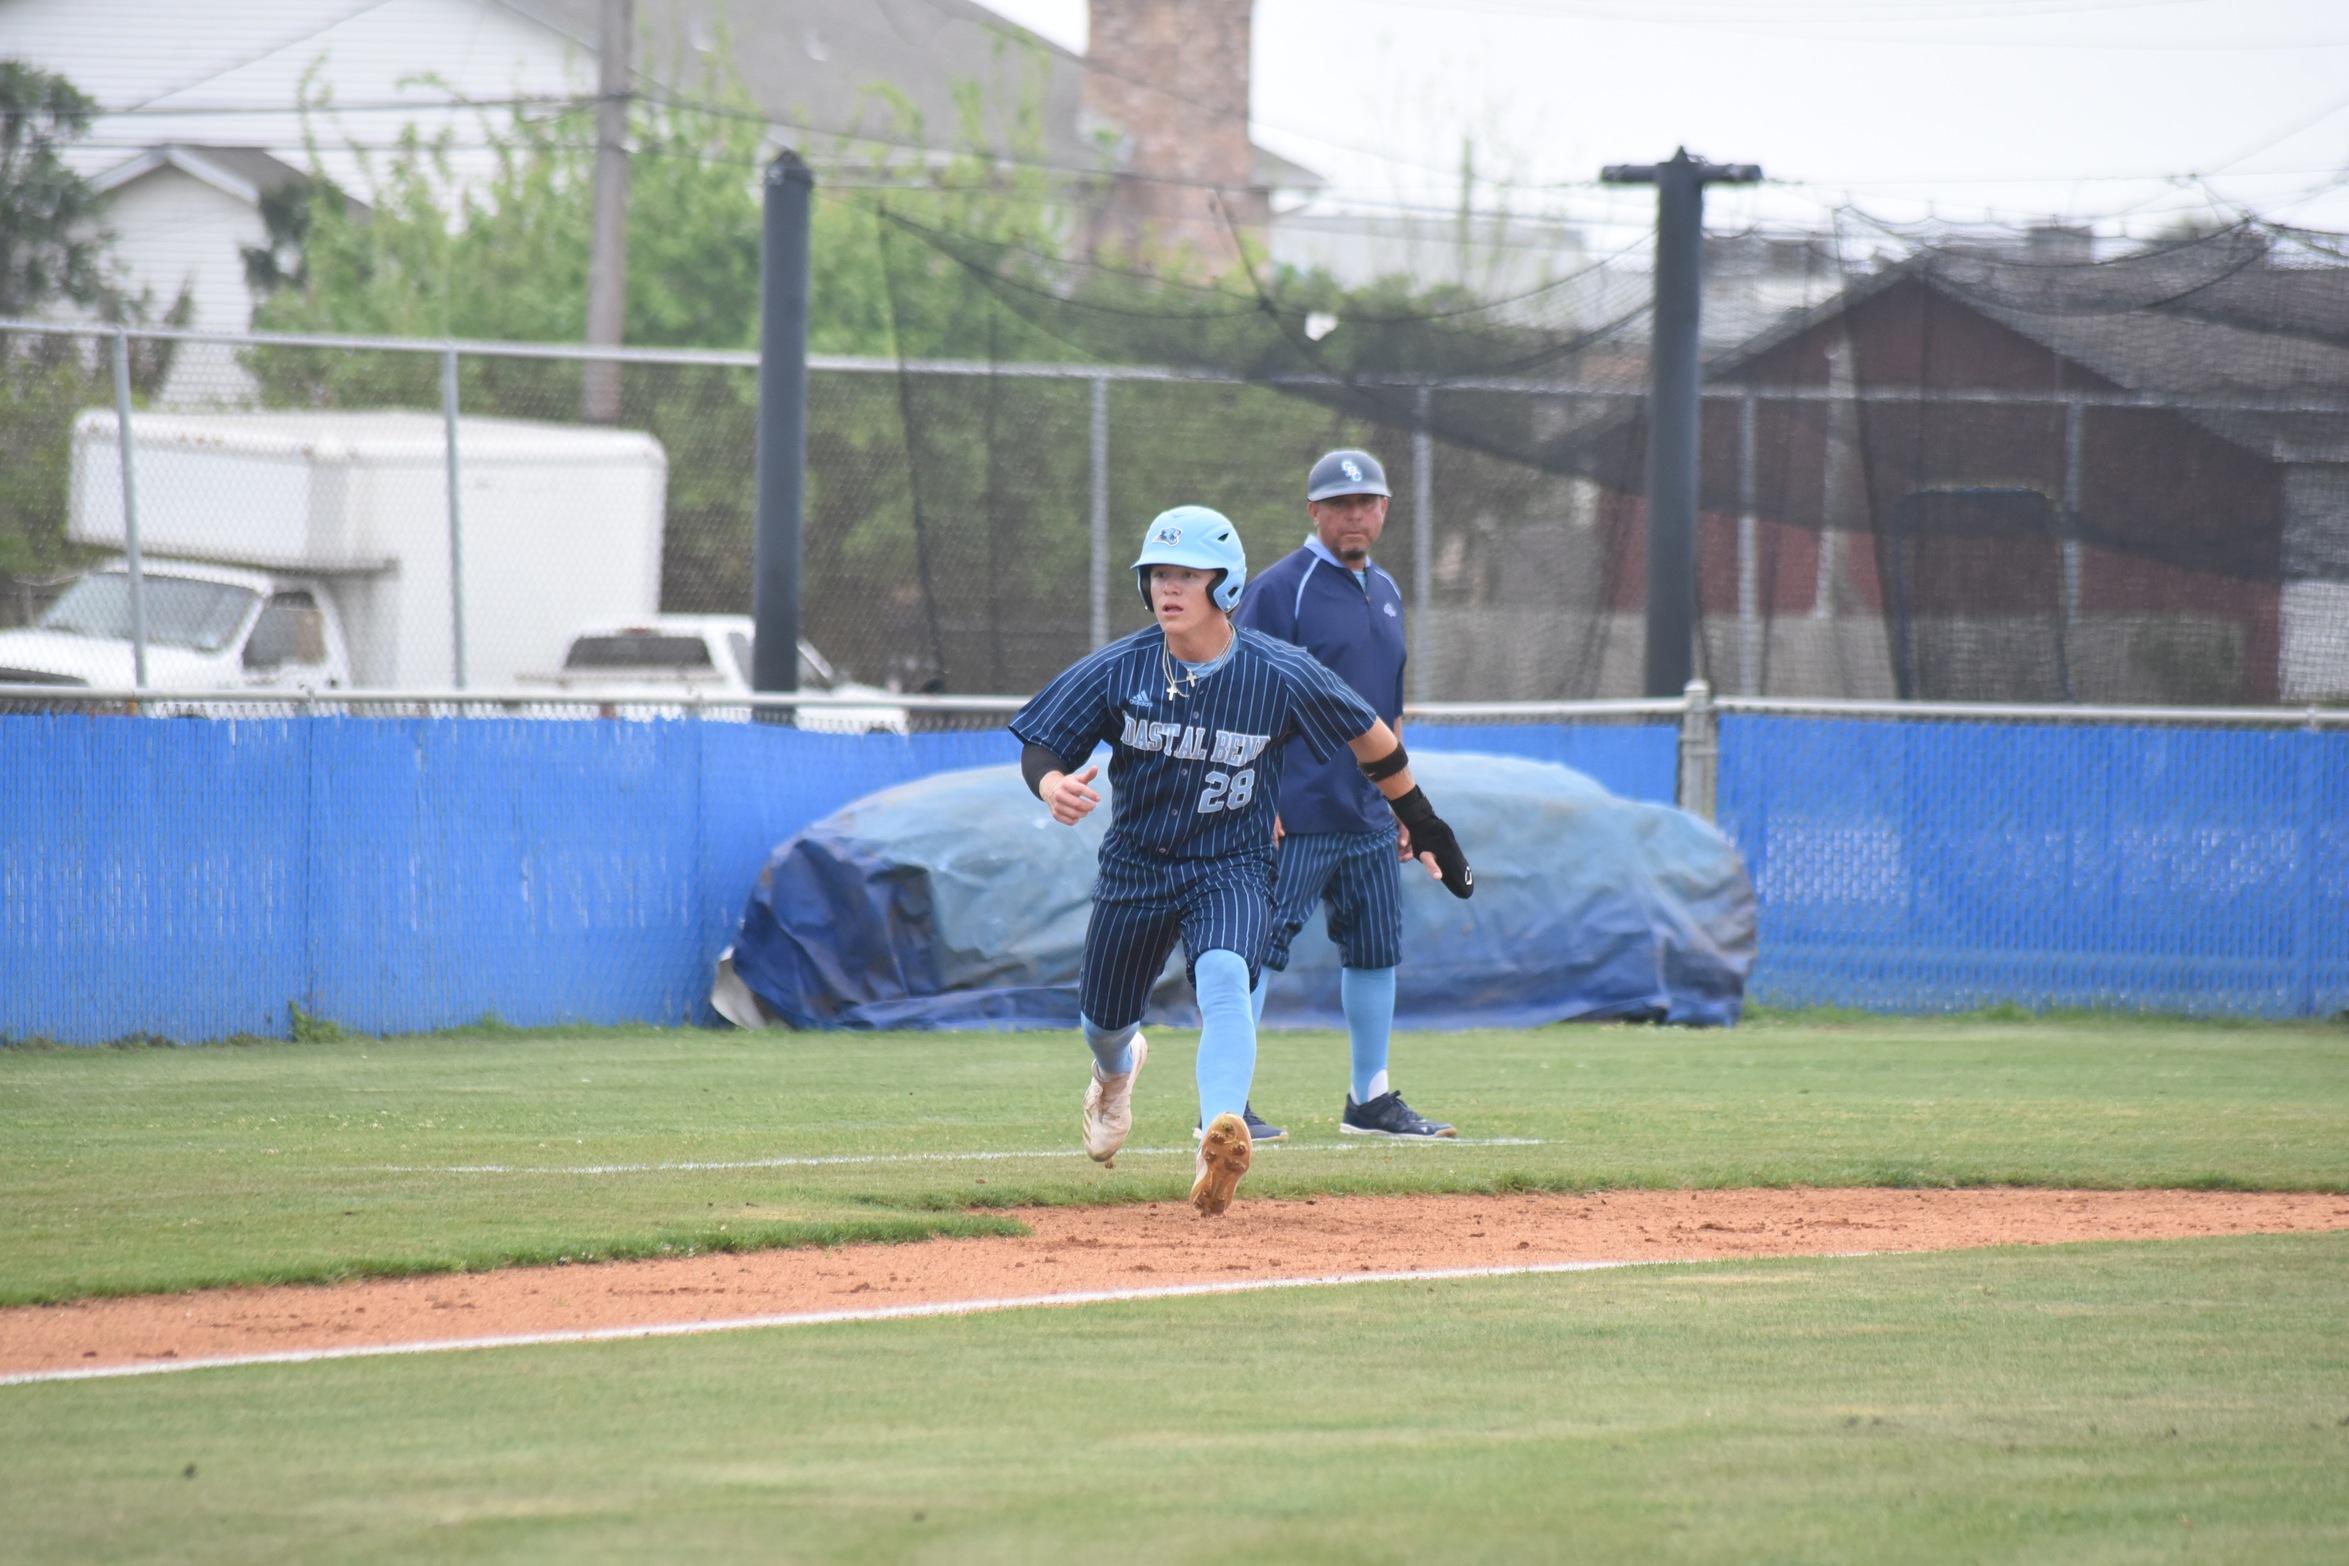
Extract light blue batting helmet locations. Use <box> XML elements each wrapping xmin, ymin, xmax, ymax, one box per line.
<box><xmin>1132</xmin><ymin>505</ymin><xmax>1247</xmax><ymax>613</ymax></box>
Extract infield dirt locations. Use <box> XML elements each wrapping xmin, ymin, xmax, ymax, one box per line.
<box><xmin>5</xmin><ymin>1187</ymin><xmax>2345</xmax><ymax>1377</ymax></box>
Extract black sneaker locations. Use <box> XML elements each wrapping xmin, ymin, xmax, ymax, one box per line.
<box><xmin>1193</xmin><ymin>1102</ymin><xmax>1287</xmax><ymax>1144</ymax></box>
<box><xmin>1340</xmin><ymin>1091</ymin><xmax>1456</xmax><ymax>1139</ymax></box>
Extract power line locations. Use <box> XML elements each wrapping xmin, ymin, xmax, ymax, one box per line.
<box><xmin>115</xmin><ymin>0</ymin><xmax>408</xmax><ymax>113</ymax></box>
<box><xmin>58</xmin><ymin>128</ymin><xmax>1619</xmax><ymax>233</ymax></box>
<box><xmin>2202</xmin><ymin>83</ymin><xmax>2349</xmax><ymax>178</ymax></box>
<box><xmin>124</xmin><ymin>84</ymin><xmax>2333</xmax><ymax>195</ymax></box>
<box><xmin>80</xmin><ymin>88</ymin><xmax>1243</xmax><ymax>195</ymax></box>
<box><xmin>67</xmin><ymin>76</ymin><xmax>2349</xmax><ymax>234</ymax></box>
<box><xmin>66</xmin><ymin>121</ymin><xmax>2349</xmax><ymax>240</ymax></box>
<box><xmin>89</xmin><ymin>92</ymin><xmax>606</xmax><ymax>117</ymax></box>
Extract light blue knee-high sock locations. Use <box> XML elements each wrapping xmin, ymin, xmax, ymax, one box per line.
<box><xmin>1082</xmin><ymin>1014</ymin><xmax>1137</xmax><ymax>1078</ymax></box>
<box><xmin>1193</xmin><ymin>949</ymin><xmax>1257</xmax><ymax>1125</ymax></box>
<box><xmin>1341</xmin><ymin>965</ymin><xmax>1397</xmax><ymax>1103</ymax></box>
<box><xmin>1250</xmin><ymin>966</ymin><xmax>1270</xmax><ymax>1026</ymax></box>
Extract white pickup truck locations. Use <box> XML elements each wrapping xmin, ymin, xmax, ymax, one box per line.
<box><xmin>525</xmin><ymin>615</ymin><xmax>910</xmax><ymax>733</ymax></box>
<box><xmin>0</xmin><ymin>557</ymin><xmax>354</xmax><ymax>691</ymax></box>
<box><xmin>0</xmin><ymin>409</ymin><xmax>670</xmax><ymax>695</ymax></box>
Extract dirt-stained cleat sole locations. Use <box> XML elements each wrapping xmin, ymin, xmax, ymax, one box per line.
<box><xmin>1189</xmin><ymin>1111</ymin><xmax>1253</xmax><ymax>1217</ymax></box>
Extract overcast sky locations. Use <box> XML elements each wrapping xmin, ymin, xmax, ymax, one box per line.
<box><xmin>978</xmin><ymin>0</ymin><xmax>2349</xmax><ymax>240</ymax></box>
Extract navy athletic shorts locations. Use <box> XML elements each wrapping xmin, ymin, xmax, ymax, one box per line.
<box><xmin>1079</xmin><ymin>844</ymin><xmax>1276</xmax><ymax>1031</ymax></box>
<box><xmin>1262</xmin><ymin>824</ymin><xmax>1404</xmax><ymax>972</ymax></box>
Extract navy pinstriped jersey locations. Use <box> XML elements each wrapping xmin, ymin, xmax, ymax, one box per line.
<box><xmin>1236</xmin><ymin>537</ymin><xmax>1408</xmax><ymax>834</ymax></box>
<box><xmin>1010</xmin><ymin>625</ymin><xmax>1380</xmax><ymax>863</ymax></box>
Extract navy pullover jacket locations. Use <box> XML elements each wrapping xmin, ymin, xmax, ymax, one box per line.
<box><xmin>1234</xmin><ymin>534</ymin><xmax>1407</xmax><ymax>834</ymax></box>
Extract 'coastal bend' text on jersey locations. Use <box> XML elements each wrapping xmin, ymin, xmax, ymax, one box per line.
<box><xmin>1010</xmin><ymin>626</ymin><xmax>1379</xmax><ymax>861</ymax></box>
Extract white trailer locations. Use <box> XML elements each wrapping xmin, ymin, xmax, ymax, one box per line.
<box><xmin>47</xmin><ymin>408</ymin><xmax>667</xmax><ymax>689</ymax></box>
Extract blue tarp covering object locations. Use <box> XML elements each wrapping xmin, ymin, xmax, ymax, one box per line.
<box><xmin>726</xmin><ymin>752</ymin><xmax>1756</xmax><ymax>1032</ymax></box>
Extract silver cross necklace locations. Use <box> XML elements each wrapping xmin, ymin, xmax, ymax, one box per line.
<box><xmin>1161</xmin><ymin>623</ymin><xmax>1235</xmax><ymax>701</ymax></box>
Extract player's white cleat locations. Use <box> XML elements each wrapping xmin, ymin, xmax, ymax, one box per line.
<box><xmin>1189</xmin><ymin>1111</ymin><xmax>1253</xmax><ymax>1217</ymax></box>
<box><xmin>1081</xmin><ymin>1034</ymin><xmax>1148</xmax><ymax>1165</ymax></box>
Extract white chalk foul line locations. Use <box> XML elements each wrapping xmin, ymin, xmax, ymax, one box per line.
<box><xmin>384</xmin><ymin>1137</ymin><xmax>1548</xmax><ymax>1177</ymax></box>
<box><xmin>0</xmin><ymin>1255</ymin><xmax>1702</xmax><ymax>1388</ymax></box>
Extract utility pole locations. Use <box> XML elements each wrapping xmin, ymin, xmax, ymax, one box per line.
<box><xmin>582</xmin><ymin>0</ymin><xmax>631</xmax><ymax>423</ymax></box>
<box><xmin>1600</xmin><ymin>148</ymin><xmax>1761</xmax><ymax>697</ymax></box>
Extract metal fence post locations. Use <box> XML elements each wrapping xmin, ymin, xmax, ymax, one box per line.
<box><xmin>1677</xmin><ymin>678</ymin><xmax>1716</xmax><ymax>820</ymax></box>
<box><xmin>2296</xmin><ymin>707</ymin><xmax>2319</xmax><ymax>1016</ymax></box>
<box><xmin>110</xmin><ymin>329</ymin><xmax>149</xmax><ymax>689</ymax></box>
<box><xmin>1737</xmin><ymin>395</ymin><xmax>1759</xmax><ymax>695</ymax></box>
<box><xmin>441</xmin><ymin>344</ymin><xmax>468</xmax><ymax>689</ymax></box>
<box><xmin>1090</xmin><ymin>376</ymin><xmax>1109</xmax><ymax>648</ymax></box>
<box><xmin>2062</xmin><ymin>398</ymin><xmax>2084</xmax><ymax>684</ymax></box>
<box><xmin>1412</xmin><ymin>385</ymin><xmax>1433</xmax><ymax>704</ymax></box>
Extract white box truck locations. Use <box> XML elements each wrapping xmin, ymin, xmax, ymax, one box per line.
<box><xmin>0</xmin><ymin>409</ymin><xmax>667</xmax><ymax>691</ymax></box>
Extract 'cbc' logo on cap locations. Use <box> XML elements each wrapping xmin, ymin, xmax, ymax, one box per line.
<box><xmin>1341</xmin><ymin>459</ymin><xmax>1363</xmax><ymax>482</ymax></box>
<box><xmin>1155</xmin><ymin>526</ymin><xmax>1182</xmax><ymax>543</ymax></box>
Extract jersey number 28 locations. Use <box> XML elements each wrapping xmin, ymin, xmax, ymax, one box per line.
<box><xmin>1196</xmin><ymin>768</ymin><xmax>1257</xmax><ymax>814</ymax></box>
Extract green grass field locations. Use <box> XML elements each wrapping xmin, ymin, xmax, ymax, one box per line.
<box><xmin>3</xmin><ymin>1015</ymin><xmax>2346</xmax><ymax>1562</ymax></box>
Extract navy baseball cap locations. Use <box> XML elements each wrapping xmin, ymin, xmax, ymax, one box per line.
<box><xmin>1306</xmin><ymin>448</ymin><xmax>1391</xmax><ymax>502</ymax></box>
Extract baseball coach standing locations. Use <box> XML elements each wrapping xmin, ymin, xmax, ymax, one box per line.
<box><xmin>1236</xmin><ymin>448</ymin><xmax>1461</xmax><ymax>1141</ymax></box>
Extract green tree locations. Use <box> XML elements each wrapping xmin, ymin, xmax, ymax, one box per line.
<box><xmin>253</xmin><ymin>72</ymin><xmax>775</xmax><ymax>353</ymax></box>
<box><xmin>236</xmin><ymin>47</ymin><xmax>1551</xmax><ymax>687</ymax></box>
<box><xmin>243</xmin><ymin>59</ymin><xmax>1090</xmax><ymax>651</ymax></box>
<box><xmin>240</xmin><ymin>173</ymin><xmax>350</xmax><ymax>298</ymax></box>
<box><xmin>0</xmin><ymin>62</ymin><xmax>190</xmax><ymax>585</ymax></box>
<box><xmin>0</xmin><ymin>61</ymin><xmax>107</xmax><ymax>319</ymax></box>
<box><xmin>247</xmin><ymin>75</ymin><xmax>783</xmax><ymax>611</ymax></box>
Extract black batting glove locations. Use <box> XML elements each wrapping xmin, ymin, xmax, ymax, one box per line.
<box><xmin>1390</xmin><ymin>786</ymin><xmax>1474</xmax><ymax>899</ymax></box>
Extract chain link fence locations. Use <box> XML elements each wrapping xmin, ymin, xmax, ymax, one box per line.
<box><xmin>1715</xmin><ymin>695</ymin><xmax>2349</xmax><ymax>1015</ymax></box>
<box><xmin>5</xmin><ymin>317</ymin><xmax>2347</xmax><ymax>705</ymax></box>
<box><xmin>4</xmin><ymin>688</ymin><xmax>2341</xmax><ymax>1043</ymax></box>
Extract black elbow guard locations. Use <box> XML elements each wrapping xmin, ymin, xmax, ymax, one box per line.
<box><xmin>1358</xmin><ymin>739</ymin><xmax>1410</xmax><ymax>782</ymax></box>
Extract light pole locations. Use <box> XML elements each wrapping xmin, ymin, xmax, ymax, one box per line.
<box><xmin>1601</xmin><ymin>149</ymin><xmax>1761</xmax><ymax>697</ymax></box>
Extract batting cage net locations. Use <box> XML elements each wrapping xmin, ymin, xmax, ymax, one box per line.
<box><xmin>5</xmin><ymin>212</ymin><xmax>2346</xmax><ymax>706</ymax></box>
<box><xmin>840</xmin><ymin>209</ymin><xmax>2349</xmax><ymax>707</ymax></box>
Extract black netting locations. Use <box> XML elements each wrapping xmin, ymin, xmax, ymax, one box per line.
<box><xmin>838</xmin><ymin>207</ymin><xmax>2349</xmax><ymax>704</ymax></box>
<box><xmin>9</xmin><ymin>212</ymin><xmax>2348</xmax><ymax>704</ymax></box>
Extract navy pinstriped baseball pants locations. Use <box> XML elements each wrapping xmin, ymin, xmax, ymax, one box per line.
<box><xmin>1079</xmin><ymin>846</ymin><xmax>1276</xmax><ymax>1031</ymax></box>
<box><xmin>1262</xmin><ymin>825</ymin><xmax>1405</xmax><ymax>972</ymax></box>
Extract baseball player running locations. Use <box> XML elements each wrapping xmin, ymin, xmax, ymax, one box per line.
<box><xmin>1235</xmin><ymin>449</ymin><xmax>1459</xmax><ymax>1140</ymax></box>
<box><xmin>1010</xmin><ymin>505</ymin><xmax>1473</xmax><ymax>1217</ymax></box>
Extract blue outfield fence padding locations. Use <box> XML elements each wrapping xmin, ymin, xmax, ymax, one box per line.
<box><xmin>1719</xmin><ymin>714</ymin><xmax>2349</xmax><ymax>1017</ymax></box>
<box><xmin>1406</xmin><ymin>721</ymin><xmax>1678</xmax><ymax>804</ymax></box>
<box><xmin>5</xmin><ymin>706</ymin><xmax>2342</xmax><ymax>1043</ymax></box>
<box><xmin>6</xmin><ymin>715</ymin><xmax>315</xmax><ymax>1043</ymax></box>
<box><xmin>1</xmin><ymin>714</ymin><xmax>1007</xmax><ymax>1044</ymax></box>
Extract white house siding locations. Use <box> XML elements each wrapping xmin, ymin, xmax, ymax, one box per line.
<box><xmin>99</xmin><ymin>170</ymin><xmax>265</xmax><ymax>339</ymax></box>
<box><xmin>96</xmin><ymin>168</ymin><xmax>285</xmax><ymax>404</ymax></box>
<box><xmin>11</xmin><ymin>0</ymin><xmax>586</xmax><ymax>188</ymax></box>
<box><xmin>5</xmin><ymin>0</ymin><xmax>592</xmax><ymax>332</ymax></box>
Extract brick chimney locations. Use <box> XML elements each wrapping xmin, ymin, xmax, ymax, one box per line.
<box><xmin>1082</xmin><ymin>0</ymin><xmax>1267</xmax><ymax>272</ymax></box>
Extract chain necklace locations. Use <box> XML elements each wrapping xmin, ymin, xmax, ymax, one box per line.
<box><xmin>1160</xmin><ymin>621</ymin><xmax>1235</xmax><ymax>701</ymax></box>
